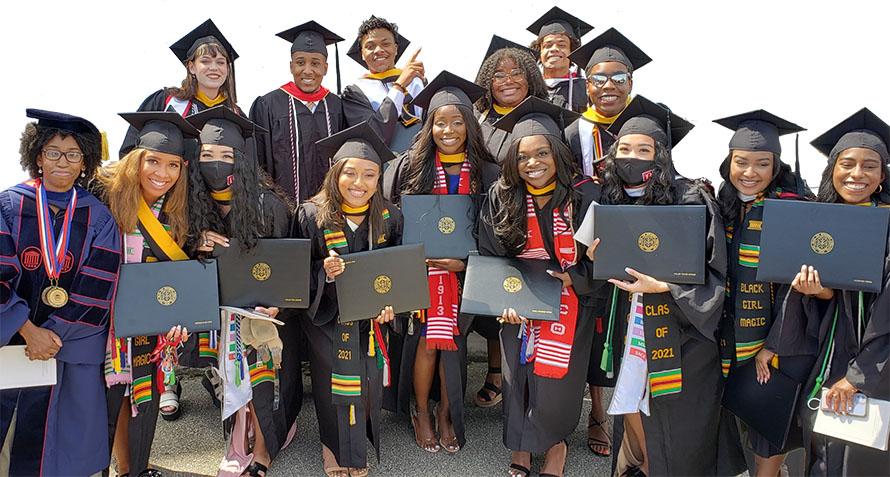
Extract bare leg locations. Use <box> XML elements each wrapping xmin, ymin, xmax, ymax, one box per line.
<box><xmin>112</xmin><ymin>400</ymin><xmax>130</xmax><ymax>475</ymax></box>
<box><xmin>248</xmin><ymin>402</ymin><xmax>271</xmax><ymax>469</ymax></box>
<box><xmin>476</xmin><ymin>338</ymin><xmax>503</xmax><ymax>406</ymax></box>
<box><xmin>412</xmin><ymin>336</ymin><xmax>440</xmax><ymax>452</ymax></box>
<box><xmin>322</xmin><ymin>444</ymin><xmax>348</xmax><ymax>477</ymax></box>
<box><xmin>541</xmin><ymin>440</ymin><xmax>568</xmax><ymax>476</ymax></box>
<box><xmin>508</xmin><ymin>451</ymin><xmax>532</xmax><ymax>476</ymax></box>
<box><xmin>624</xmin><ymin>412</ymin><xmax>649</xmax><ymax>475</ymax></box>
<box><xmin>436</xmin><ymin>359</ymin><xmax>458</xmax><ymax>452</ymax></box>
<box><xmin>754</xmin><ymin>453</ymin><xmax>786</xmax><ymax>477</ymax></box>
<box><xmin>587</xmin><ymin>384</ymin><xmax>611</xmax><ymax>456</ymax></box>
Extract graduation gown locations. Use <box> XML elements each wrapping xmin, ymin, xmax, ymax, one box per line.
<box><xmin>565</xmin><ymin>116</ymin><xmax>616</xmax><ymax>179</ymax></box>
<box><xmin>608</xmin><ymin>179</ymin><xmax>746</xmax><ymax>477</ymax></box>
<box><xmin>342</xmin><ymin>76</ymin><xmax>424</xmax><ymax>147</ymax></box>
<box><xmin>382</xmin><ymin>154</ymin><xmax>500</xmax><ymax>448</ymax></box>
<box><xmin>477</xmin><ymin>177</ymin><xmax>604</xmax><ymax>452</ymax></box>
<box><xmin>0</xmin><ymin>182</ymin><xmax>121</xmax><ymax>476</ymax></box>
<box><xmin>295</xmin><ymin>201</ymin><xmax>403</xmax><ymax>468</ymax></box>
<box><xmin>786</xmin><ymin>228</ymin><xmax>890</xmax><ymax>477</ymax></box>
<box><xmin>249</xmin><ymin>85</ymin><xmax>346</xmax><ymax>202</ymax></box>
<box><xmin>544</xmin><ymin>75</ymin><xmax>587</xmax><ymax>113</ymax></box>
<box><xmin>477</xmin><ymin>107</ymin><xmax>514</xmax><ymax>165</ymax></box>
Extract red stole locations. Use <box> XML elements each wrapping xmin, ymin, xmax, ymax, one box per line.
<box><xmin>423</xmin><ymin>153</ymin><xmax>471</xmax><ymax>351</ymax></box>
<box><xmin>517</xmin><ymin>194</ymin><xmax>579</xmax><ymax>379</ymax></box>
<box><xmin>279</xmin><ymin>82</ymin><xmax>330</xmax><ymax>102</ymax></box>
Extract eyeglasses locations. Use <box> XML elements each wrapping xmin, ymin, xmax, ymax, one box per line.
<box><xmin>492</xmin><ymin>70</ymin><xmax>526</xmax><ymax>85</ymax></box>
<box><xmin>42</xmin><ymin>149</ymin><xmax>84</xmax><ymax>163</ymax></box>
<box><xmin>587</xmin><ymin>72</ymin><xmax>631</xmax><ymax>88</ymax></box>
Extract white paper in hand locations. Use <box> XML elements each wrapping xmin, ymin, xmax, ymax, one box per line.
<box><xmin>0</xmin><ymin>345</ymin><xmax>57</xmax><ymax>389</ymax></box>
<box><xmin>573</xmin><ymin>200</ymin><xmax>598</xmax><ymax>247</ymax></box>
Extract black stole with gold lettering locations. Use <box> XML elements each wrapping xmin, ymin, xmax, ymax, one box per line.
<box><xmin>641</xmin><ymin>292</ymin><xmax>684</xmax><ymax>398</ymax></box>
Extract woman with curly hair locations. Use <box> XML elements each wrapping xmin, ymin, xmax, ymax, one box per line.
<box><xmin>478</xmin><ymin>97</ymin><xmax>602</xmax><ymax>477</ymax></box>
<box><xmin>474</xmin><ymin>36</ymin><xmax>548</xmax><ymax>165</ymax></box>
<box><xmin>296</xmin><ymin>122</ymin><xmax>402</xmax><ymax>477</ymax></box>
<box><xmin>97</xmin><ymin>112</ymin><xmax>197</xmax><ymax>477</ymax></box>
<box><xmin>184</xmin><ymin>106</ymin><xmax>293</xmax><ymax>477</ymax></box>
<box><xmin>382</xmin><ymin>71</ymin><xmax>499</xmax><ymax>454</ymax></box>
<box><xmin>0</xmin><ymin>109</ymin><xmax>121</xmax><ymax>477</ymax></box>
<box><xmin>120</xmin><ymin>19</ymin><xmax>241</xmax><ymax>157</ymax></box>
<box><xmin>526</xmin><ymin>7</ymin><xmax>592</xmax><ymax>113</ymax></box>
<box><xmin>779</xmin><ymin>109</ymin><xmax>890</xmax><ymax>477</ymax></box>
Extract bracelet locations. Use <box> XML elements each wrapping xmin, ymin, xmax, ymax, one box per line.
<box><xmin>392</xmin><ymin>82</ymin><xmax>407</xmax><ymax>93</ymax></box>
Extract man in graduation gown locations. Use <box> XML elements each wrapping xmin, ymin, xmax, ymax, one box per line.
<box><xmin>526</xmin><ymin>7</ymin><xmax>593</xmax><ymax>113</ymax></box>
<box><xmin>564</xmin><ymin>28</ymin><xmax>651</xmax><ymax>179</ymax></box>
<box><xmin>250</xmin><ymin>21</ymin><xmax>347</xmax><ymax>203</ymax></box>
<box><xmin>341</xmin><ymin>16</ymin><xmax>425</xmax><ymax>152</ymax></box>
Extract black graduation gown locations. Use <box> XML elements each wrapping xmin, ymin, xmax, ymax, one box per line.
<box><xmin>382</xmin><ymin>155</ymin><xmax>500</xmax><ymax>448</ymax></box>
<box><xmin>477</xmin><ymin>177</ymin><xmax>604</xmax><ymax>453</ymax></box>
<box><xmin>477</xmin><ymin>108</ymin><xmax>514</xmax><ymax>165</ymax></box>
<box><xmin>342</xmin><ymin>82</ymin><xmax>410</xmax><ymax>147</ymax></box>
<box><xmin>785</xmin><ymin>230</ymin><xmax>890</xmax><ymax>477</ymax></box>
<box><xmin>119</xmin><ymin>89</ymin><xmax>242</xmax><ymax>158</ymax></box>
<box><xmin>545</xmin><ymin>76</ymin><xmax>587</xmax><ymax>113</ymax></box>
<box><xmin>295</xmin><ymin>201</ymin><xmax>403</xmax><ymax>468</ymax></box>
<box><xmin>565</xmin><ymin>117</ymin><xmax>616</xmax><ymax>178</ymax></box>
<box><xmin>607</xmin><ymin>180</ymin><xmax>746</xmax><ymax>477</ymax></box>
<box><xmin>249</xmin><ymin>87</ymin><xmax>346</xmax><ymax>203</ymax></box>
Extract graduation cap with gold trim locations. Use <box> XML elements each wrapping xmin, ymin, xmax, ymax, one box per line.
<box><xmin>170</xmin><ymin>18</ymin><xmax>238</xmax><ymax>62</ymax></box>
<box><xmin>568</xmin><ymin>27</ymin><xmax>650</xmax><ymax>73</ymax></box>
<box><xmin>346</xmin><ymin>16</ymin><xmax>410</xmax><ymax>68</ymax></box>
<box><xmin>527</xmin><ymin>7</ymin><xmax>593</xmax><ymax>41</ymax></box>
<box><xmin>606</xmin><ymin>95</ymin><xmax>693</xmax><ymax>149</ymax></box>
<box><xmin>315</xmin><ymin>121</ymin><xmax>395</xmax><ymax>166</ymax></box>
<box><xmin>810</xmin><ymin>107</ymin><xmax>890</xmax><ymax>163</ymax></box>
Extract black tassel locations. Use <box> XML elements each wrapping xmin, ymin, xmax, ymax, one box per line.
<box><xmin>795</xmin><ymin>133</ymin><xmax>805</xmax><ymax>198</ymax></box>
<box><xmin>334</xmin><ymin>43</ymin><xmax>342</xmax><ymax>95</ymax></box>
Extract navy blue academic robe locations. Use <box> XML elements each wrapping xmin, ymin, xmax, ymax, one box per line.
<box><xmin>0</xmin><ymin>181</ymin><xmax>121</xmax><ymax>476</ymax></box>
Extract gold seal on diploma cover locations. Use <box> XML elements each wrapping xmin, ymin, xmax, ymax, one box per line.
<box><xmin>157</xmin><ymin>286</ymin><xmax>177</xmax><ymax>306</ymax></box>
<box><xmin>638</xmin><ymin>232</ymin><xmax>660</xmax><ymax>252</ymax></box>
<box><xmin>438</xmin><ymin>216</ymin><xmax>455</xmax><ymax>235</ymax></box>
<box><xmin>374</xmin><ymin>275</ymin><xmax>392</xmax><ymax>294</ymax></box>
<box><xmin>252</xmin><ymin>262</ymin><xmax>271</xmax><ymax>281</ymax></box>
<box><xmin>503</xmin><ymin>277</ymin><xmax>523</xmax><ymax>293</ymax></box>
<box><xmin>42</xmin><ymin>286</ymin><xmax>68</xmax><ymax>308</ymax></box>
<box><xmin>810</xmin><ymin>232</ymin><xmax>834</xmax><ymax>255</ymax></box>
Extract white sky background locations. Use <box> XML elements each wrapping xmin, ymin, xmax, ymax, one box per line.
<box><xmin>2</xmin><ymin>0</ymin><xmax>888</xmax><ymax>191</ymax></box>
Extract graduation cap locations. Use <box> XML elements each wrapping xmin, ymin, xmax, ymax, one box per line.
<box><xmin>277</xmin><ymin>20</ymin><xmax>343</xmax><ymax>56</ymax></box>
<box><xmin>492</xmin><ymin>96</ymin><xmax>581</xmax><ymax>140</ymax></box>
<box><xmin>527</xmin><ymin>7</ymin><xmax>593</xmax><ymax>41</ymax></box>
<box><xmin>186</xmin><ymin>105</ymin><xmax>268</xmax><ymax>153</ymax></box>
<box><xmin>346</xmin><ymin>16</ymin><xmax>410</xmax><ymax>68</ymax></box>
<box><xmin>483</xmin><ymin>35</ymin><xmax>537</xmax><ymax>62</ymax></box>
<box><xmin>170</xmin><ymin>19</ymin><xmax>238</xmax><ymax>63</ymax></box>
<box><xmin>810</xmin><ymin>107</ymin><xmax>890</xmax><ymax>163</ymax></box>
<box><xmin>568</xmin><ymin>27</ymin><xmax>651</xmax><ymax>73</ymax></box>
<box><xmin>315</xmin><ymin>122</ymin><xmax>395</xmax><ymax>166</ymax></box>
<box><xmin>119</xmin><ymin>111</ymin><xmax>200</xmax><ymax>157</ymax></box>
<box><xmin>26</xmin><ymin>109</ymin><xmax>100</xmax><ymax>137</ymax></box>
<box><xmin>607</xmin><ymin>95</ymin><xmax>694</xmax><ymax>149</ymax></box>
<box><xmin>409</xmin><ymin>70</ymin><xmax>486</xmax><ymax>114</ymax></box>
<box><xmin>714</xmin><ymin>110</ymin><xmax>805</xmax><ymax>156</ymax></box>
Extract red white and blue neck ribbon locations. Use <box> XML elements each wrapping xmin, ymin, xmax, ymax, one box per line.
<box><xmin>36</xmin><ymin>180</ymin><xmax>77</xmax><ymax>281</ymax></box>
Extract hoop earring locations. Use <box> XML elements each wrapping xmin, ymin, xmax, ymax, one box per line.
<box><xmin>878</xmin><ymin>184</ymin><xmax>883</xmax><ymax>194</ymax></box>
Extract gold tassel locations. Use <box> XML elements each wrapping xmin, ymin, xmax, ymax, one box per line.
<box><xmin>100</xmin><ymin>132</ymin><xmax>109</xmax><ymax>163</ymax></box>
<box><xmin>368</xmin><ymin>325</ymin><xmax>376</xmax><ymax>357</ymax></box>
<box><xmin>349</xmin><ymin>404</ymin><xmax>356</xmax><ymax>425</ymax></box>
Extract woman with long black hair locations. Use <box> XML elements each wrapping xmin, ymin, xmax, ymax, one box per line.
<box><xmin>478</xmin><ymin>97</ymin><xmax>601</xmax><ymax>477</ymax></box>
<box><xmin>383</xmin><ymin>71</ymin><xmax>499</xmax><ymax>454</ymax></box>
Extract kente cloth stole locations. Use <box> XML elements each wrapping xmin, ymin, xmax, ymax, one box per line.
<box><xmin>516</xmin><ymin>195</ymin><xmax>579</xmax><ymax>379</ymax></box>
<box><xmin>422</xmin><ymin>154</ymin><xmax>471</xmax><ymax>351</ymax></box>
<box><xmin>642</xmin><ymin>292</ymin><xmax>683</xmax><ymax>398</ymax></box>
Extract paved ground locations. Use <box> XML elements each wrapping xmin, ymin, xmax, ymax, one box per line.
<box><xmin>116</xmin><ymin>334</ymin><xmax>615</xmax><ymax>476</ymax></box>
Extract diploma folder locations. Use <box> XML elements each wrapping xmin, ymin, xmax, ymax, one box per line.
<box><xmin>460</xmin><ymin>255</ymin><xmax>563</xmax><ymax>322</ymax></box>
<box><xmin>757</xmin><ymin>200</ymin><xmax>889</xmax><ymax>293</ymax></box>
<box><xmin>335</xmin><ymin>243</ymin><xmax>431</xmax><ymax>323</ymax></box>
<box><xmin>214</xmin><ymin>238</ymin><xmax>311</xmax><ymax>308</ymax></box>
<box><xmin>401</xmin><ymin>194</ymin><xmax>477</xmax><ymax>259</ymax></box>
<box><xmin>722</xmin><ymin>361</ymin><xmax>802</xmax><ymax>449</ymax></box>
<box><xmin>114</xmin><ymin>259</ymin><xmax>220</xmax><ymax>337</ymax></box>
<box><xmin>592</xmin><ymin>205</ymin><xmax>706</xmax><ymax>284</ymax></box>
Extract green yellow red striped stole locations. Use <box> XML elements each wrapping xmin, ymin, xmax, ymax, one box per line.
<box><xmin>641</xmin><ymin>292</ymin><xmax>683</xmax><ymax>398</ymax></box>
<box><xmin>738</xmin><ymin>243</ymin><xmax>760</xmax><ymax>267</ymax></box>
<box><xmin>649</xmin><ymin>368</ymin><xmax>682</xmax><ymax>398</ymax></box>
<box><xmin>132</xmin><ymin>375</ymin><xmax>153</xmax><ymax>405</ymax></box>
<box><xmin>249</xmin><ymin>359</ymin><xmax>276</xmax><ymax>387</ymax></box>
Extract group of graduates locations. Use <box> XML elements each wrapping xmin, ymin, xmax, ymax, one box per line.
<box><xmin>1</xmin><ymin>8</ymin><xmax>888</xmax><ymax>477</ymax></box>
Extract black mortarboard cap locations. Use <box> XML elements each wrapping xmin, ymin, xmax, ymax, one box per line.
<box><xmin>277</xmin><ymin>20</ymin><xmax>343</xmax><ymax>56</ymax></box>
<box><xmin>170</xmin><ymin>19</ymin><xmax>238</xmax><ymax>63</ymax></box>
<box><xmin>409</xmin><ymin>70</ymin><xmax>486</xmax><ymax>114</ymax></box>
<box><xmin>186</xmin><ymin>105</ymin><xmax>268</xmax><ymax>153</ymax></box>
<box><xmin>810</xmin><ymin>108</ymin><xmax>890</xmax><ymax>164</ymax></box>
<box><xmin>568</xmin><ymin>27</ymin><xmax>650</xmax><ymax>73</ymax></box>
<box><xmin>119</xmin><ymin>111</ymin><xmax>200</xmax><ymax>157</ymax></box>
<box><xmin>492</xmin><ymin>96</ymin><xmax>580</xmax><ymax>140</ymax></box>
<box><xmin>26</xmin><ymin>109</ymin><xmax>100</xmax><ymax>138</ymax></box>
<box><xmin>483</xmin><ymin>35</ymin><xmax>537</xmax><ymax>62</ymax></box>
<box><xmin>315</xmin><ymin>122</ymin><xmax>395</xmax><ymax>166</ymax></box>
<box><xmin>346</xmin><ymin>16</ymin><xmax>410</xmax><ymax>68</ymax></box>
<box><xmin>526</xmin><ymin>7</ymin><xmax>593</xmax><ymax>41</ymax></box>
<box><xmin>607</xmin><ymin>95</ymin><xmax>694</xmax><ymax>149</ymax></box>
<box><xmin>714</xmin><ymin>110</ymin><xmax>805</xmax><ymax>156</ymax></box>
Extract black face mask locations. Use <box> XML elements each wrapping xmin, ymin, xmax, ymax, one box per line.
<box><xmin>199</xmin><ymin>161</ymin><xmax>235</xmax><ymax>191</ymax></box>
<box><xmin>614</xmin><ymin>158</ymin><xmax>655</xmax><ymax>187</ymax></box>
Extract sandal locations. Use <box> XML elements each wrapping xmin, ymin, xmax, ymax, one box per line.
<box><xmin>411</xmin><ymin>405</ymin><xmax>440</xmax><ymax>453</ymax></box>
<box><xmin>540</xmin><ymin>440</ymin><xmax>567</xmax><ymax>477</ymax></box>
<box><xmin>348</xmin><ymin>466</ymin><xmax>369</xmax><ymax>477</ymax></box>
<box><xmin>435</xmin><ymin>404</ymin><xmax>460</xmax><ymax>453</ymax></box>
<box><xmin>324</xmin><ymin>466</ymin><xmax>349</xmax><ymax>477</ymax></box>
<box><xmin>202</xmin><ymin>368</ymin><xmax>223</xmax><ymax>409</ymax></box>
<box><xmin>587</xmin><ymin>413</ymin><xmax>612</xmax><ymax>457</ymax></box>
<box><xmin>159</xmin><ymin>383</ymin><xmax>181</xmax><ymax>422</ymax></box>
<box><xmin>507</xmin><ymin>463</ymin><xmax>530</xmax><ymax>477</ymax></box>
<box><xmin>241</xmin><ymin>462</ymin><xmax>267</xmax><ymax>477</ymax></box>
<box><xmin>475</xmin><ymin>367</ymin><xmax>502</xmax><ymax>408</ymax></box>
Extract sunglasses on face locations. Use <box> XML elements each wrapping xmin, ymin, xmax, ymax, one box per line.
<box><xmin>587</xmin><ymin>72</ymin><xmax>630</xmax><ymax>88</ymax></box>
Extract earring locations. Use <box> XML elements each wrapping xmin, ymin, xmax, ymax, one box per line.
<box><xmin>878</xmin><ymin>184</ymin><xmax>884</xmax><ymax>194</ymax></box>
<box><xmin>81</xmin><ymin>171</ymin><xmax>86</xmax><ymax>178</ymax></box>
<box><xmin>38</xmin><ymin>167</ymin><xmax>42</xmax><ymax>174</ymax></box>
